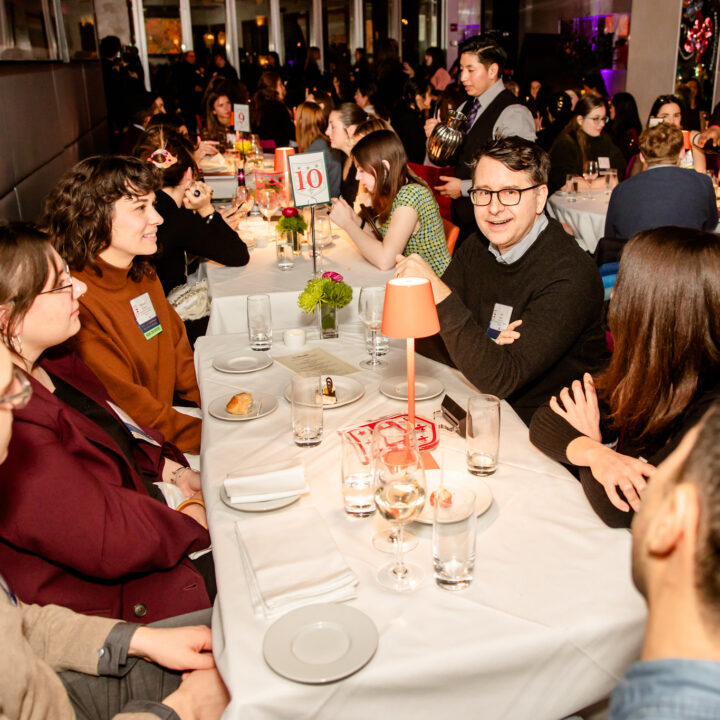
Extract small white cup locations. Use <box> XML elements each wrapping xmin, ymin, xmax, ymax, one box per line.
<box><xmin>283</xmin><ymin>329</ymin><xmax>306</xmax><ymax>349</ymax></box>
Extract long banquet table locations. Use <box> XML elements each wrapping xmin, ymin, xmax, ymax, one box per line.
<box><xmin>195</xmin><ymin>321</ymin><xmax>646</xmax><ymax>720</ymax></box>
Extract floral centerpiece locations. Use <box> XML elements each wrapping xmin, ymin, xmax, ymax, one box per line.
<box><xmin>276</xmin><ymin>206</ymin><xmax>308</xmax><ymax>254</ymax></box>
<box><xmin>234</xmin><ymin>138</ymin><xmax>253</xmax><ymax>159</ymax></box>
<box><xmin>298</xmin><ymin>271</ymin><xmax>353</xmax><ymax>338</ymax></box>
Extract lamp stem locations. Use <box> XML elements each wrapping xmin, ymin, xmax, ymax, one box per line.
<box><xmin>406</xmin><ymin>337</ymin><xmax>415</xmax><ymax>429</ymax></box>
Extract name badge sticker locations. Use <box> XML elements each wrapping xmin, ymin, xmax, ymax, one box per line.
<box><xmin>130</xmin><ymin>293</ymin><xmax>163</xmax><ymax>340</ymax></box>
<box><xmin>597</xmin><ymin>156</ymin><xmax>611</xmax><ymax>170</ymax></box>
<box><xmin>487</xmin><ymin>303</ymin><xmax>513</xmax><ymax>340</ymax></box>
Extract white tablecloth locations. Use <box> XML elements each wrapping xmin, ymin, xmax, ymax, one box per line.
<box><xmin>195</xmin><ymin>326</ymin><xmax>645</xmax><ymax>720</ymax></box>
<box><xmin>205</xmin><ymin>221</ymin><xmax>393</xmax><ymax>335</ymax></box>
<box><xmin>546</xmin><ymin>192</ymin><xmax>610</xmax><ymax>253</ymax></box>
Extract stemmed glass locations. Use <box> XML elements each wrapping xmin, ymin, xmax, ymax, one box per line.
<box><xmin>583</xmin><ymin>160</ymin><xmax>599</xmax><ymax>186</ymax></box>
<box><xmin>233</xmin><ymin>186</ymin><xmax>252</xmax><ymax>217</ymax></box>
<box><xmin>358</xmin><ymin>286</ymin><xmax>387</xmax><ymax>369</ymax></box>
<box><xmin>256</xmin><ymin>188</ymin><xmax>281</xmax><ymax>242</ymax></box>
<box><xmin>372</xmin><ymin>419</ymin><xmax>426</xmax><ymax>591</ymax></box>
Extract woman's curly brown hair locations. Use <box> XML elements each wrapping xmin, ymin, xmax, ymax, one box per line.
<box><xmin>43</xmin><ymin>156</ymin><xmax>161</xmax><ymax>282</ymax></box>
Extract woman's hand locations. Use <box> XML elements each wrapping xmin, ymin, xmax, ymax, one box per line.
<box><xmin>584</xmin><ymin>443</ymin><xmax>654</xmax><ymax>513</ymax></box>
<box><xmin>180</xmin><ymin>502</ymin><xmax>207</xmax><ymax>529</ymax></box>
<box><xmin>494</xmin><ymin>319</ymin><xmax>522</xmax><ymax>346</ymax></box>
<box><xmin>183</xmin><ymin>181</ymin><xmax>214</xmax><ymax>215</ymax></box>
<box><xmin>329</xmin><ymin>197</ymin><xmax>360</xmax><ymax>230</ymax></box>
<box><xmin>424</xmin><ymin>118</ymin><xmax>440</xmax><ymax>138</ymax></box>
<box><xmin>163</xmin><ymin>462</ymin><xmax>203</xmax><ymax>499</ymax></box>
<box><xmin>550</xmin><ymin>373</ymin><xmax>602</xmax><ymax>442</ymax></box>
<box><xmin>194</xmin><ymin>140</ymin><xmax>220</xmax><ymax>160</ymax></box>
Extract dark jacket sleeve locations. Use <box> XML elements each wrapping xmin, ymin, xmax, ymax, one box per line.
<box><xmin>548</xmin><ymin>135</ymin><xmax>580</xmax><ymax>194</ymax></box>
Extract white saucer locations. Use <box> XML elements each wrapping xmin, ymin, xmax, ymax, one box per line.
<box><xmin>283</xmin><ymin>376</ymin><xmax>365</xmax><ymax>409</ymax></box>
<box><xmin>415</xmin><ymin>469</ymin><xmax>493</xmax><ymax>524</ymax></box>
<box><xmin>208</xmin><ymin>393</ymin><xmax>278</xmax><ymax>421</ymax></box>
<box><xmin>212</xmin><ymin>352</ymin><xmax>273</xmax><ymax>374</ymax></box>
<box><xmin>263</xmin><ymin>603</ymin><xmax>378</xmax><ymax>684</ymax></box>
<box><xmin>219</xmin><ymin>485</ymin><xmax>300</xmax><ymax>513</ymax></box>
<box><xmin>379</xmin><ymin>375</ymin><xmax>444</xmax><ymax>401</ymax></box>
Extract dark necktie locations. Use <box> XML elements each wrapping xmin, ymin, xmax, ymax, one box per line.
<box><xmin>463</xmin><ymin>98</ymin><xmax>480</xmax><ymax>133</ymax></box>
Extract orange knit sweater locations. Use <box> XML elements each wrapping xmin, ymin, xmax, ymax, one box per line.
<box><xmin>72</xmin><ymin>258</ymin><xmax>202</xmax><ymax>453</ymax></box>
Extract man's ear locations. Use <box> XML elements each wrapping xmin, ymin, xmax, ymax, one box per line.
<box><xmin>535</xmin><ymin>184</ymin><xmax>549</xmax><ymax>214</ymax></box>
<box><xmin>647</xmin><ymin>483</ymin><xmax>698</xmax><ymax>557</ymax></box>
<box><xmin>488</xmin><ymin>62</ymin><xmax>499</xmax><ymax>81</ymax></box>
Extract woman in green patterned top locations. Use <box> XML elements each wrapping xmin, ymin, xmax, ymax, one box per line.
<box><xmin>329</xmin><ymin>129</ymin><xmax>451</xmax><ymax>275</ymax></box>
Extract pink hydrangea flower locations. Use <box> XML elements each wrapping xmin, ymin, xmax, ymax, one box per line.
<box><xmin>322</xmin><ymin>271</ymin><xmax>344</xmax><ymax>283</ymax></box>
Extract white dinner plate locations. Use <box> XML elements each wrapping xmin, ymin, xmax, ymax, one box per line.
<box><xmin>208</xmin><ymin>393</ymin><xmax>278</xmax><ymax>421</ymax></box>
<box><xmin>379</xmin><ymin>375</ymin><xmax>444</xmax><ymax>402</ymax></box>
<box><xmin>219</xmin><ymin>485</ymin><xmax>300</xmax><ymax>513</ymax></box>
<box><xmin>283</xmin><ymin>376</ymin><xmax>365</xmax><ymax>410</ymax></box>
<box><xmin>212</xmin><ymin>352</ymin><xmax>273</xmax><ymax>374</ymax></box>
<box><xmin>263</xmin><ymin>603</ymin><xmax>378</xmax><ymax>684</ymax></box>
<box><xmin>414</xmin><ymin>469</ymin><xmax>493</xmax><ymax>525</ymax></box>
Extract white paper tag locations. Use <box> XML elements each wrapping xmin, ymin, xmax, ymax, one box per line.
<box><xmin>130</xmin><ymin>293</ymin><xmax>162</xmax><ymax>340</ymax></box>
<box><xmin>597</xmin><ymin>156</ymin><xmax>611</xmax><ymax>170</ymax></box>
<box><xmin>487</xmin><ymin>303</ymin><xmax>513</xmax><ymax>339</ymax></box>
<box><xmin>288</xmin><ymin>151</ymin><xmax>331</xmax><ymax>207</ymax></box>
<box><xmin>107</xmin><ymin>401</ymin><xmax>161</xmax><ymax>446</ymax></box>
<box><xmin>234</xmin><ymin>103</ymin><xmax>250</xmax><ymax>132</ymax></box>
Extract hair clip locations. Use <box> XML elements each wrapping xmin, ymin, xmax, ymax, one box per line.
<box><xmin>148</xmin><ymin>148</ymin><xmax>178</xmax><ymax>169</ymax></box>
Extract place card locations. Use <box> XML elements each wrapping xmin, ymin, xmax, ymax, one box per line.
<box><xmin>288</xmin><ymin>151</ymin><xmax>330</xmax><ymax>207</ymax></box>
<box><xmin>274</xmin><ymin>347</ymin><xmax>359</xmax><ymax>375</ymax></box>
<box><xmin>234</xmin><ymin>103</ymin><xmax>250</xmax><ymax>132</ymax></box>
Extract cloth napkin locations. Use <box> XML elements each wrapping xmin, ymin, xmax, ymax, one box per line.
<box><xmin>235</xmin><ymin>506</ymin><xmax>358</xmax><ymax>619</ymax></box>
<box><xmin>199</xmin><ymin>153</ymin><xmax>228</xmax><ymax>170</ymax></box>
<box><xmin>224</xmin><ymin>462</ymin><xmax>308</xmax><ymax>504</ymax></box>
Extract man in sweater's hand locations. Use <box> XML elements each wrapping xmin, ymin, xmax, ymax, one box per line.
<box><xmin>394</xmin><ymin>253</ymin><xmax>452</xmax><ymax>304</ymax></box>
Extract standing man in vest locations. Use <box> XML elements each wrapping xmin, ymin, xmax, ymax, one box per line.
<box><xmin>425</xmin><ymin>37</ymin><xmax>536</xmax><ymax>246</ymax></box>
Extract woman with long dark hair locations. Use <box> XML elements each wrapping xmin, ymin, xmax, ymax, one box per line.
<box><xmin>530</xmin><ymin>226</ymin><xmax>720</xmax><ymax>528</ymax></box>
<box><xmin>646</xmin><ymin>94</ymin><xmax>705</xmax><ymax>172</ymax></box>
<box><xmin>329</xmin><ymin>129</ymin><xmax>451</xmax><ymax>273</ymax></box>
<box><xmin>608</xmin><ymin>91</ymin><xmax>642</xmax><ymax>161</ymax></box>
<box><xmin>44</xmin><ymin>156</ymin><xmax>202</xmax><ymax>453</ymax></box>
<box><xmin>548</xmin><ymin>94</ymin><xmax>626</xmax><ymax>194</ymax></box>
<box><xmin>326</xmin><ymin>102</ymin><xmax>368</xmax><ymax>204</ymax></box>
<box><xmin>203</xmin><ymin>90</ymin><xmax>233</xmax><ymax>151</ymax></box>
<box><xmin>250</xmin><ymin>70</ymin><xmax>294</xmax><ymax>148</ymax></box>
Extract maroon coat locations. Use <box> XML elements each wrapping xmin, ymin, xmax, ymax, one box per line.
<box><xmin>0</xmin><ymin>350</ymin><xmax>211</xmax><ymax>623</ymax></box>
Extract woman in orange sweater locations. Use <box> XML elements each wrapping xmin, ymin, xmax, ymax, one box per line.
<box><xmin>44</xmin><ymin>156</ymin><xmax>202</xmax><ymax>453</ymax></box>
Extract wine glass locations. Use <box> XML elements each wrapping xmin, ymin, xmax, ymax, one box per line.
<box><xmin>233</xmin><ymin>185</ymin><xmax>252</xmax><ymax>217</ymax></box>
<box><xmin>358</xmin><ymin>286</ymin><xmax>387</xmax><ymax>369</ymax></box>
<box><xmin>372</xmin><ymin>419</ymin><xmax>426</xmax><ymax>591</ymax></box>
<box><xmin>583</xmin><ymin>160</ymin><xmax>599</xmax><ymax>185</ymax></box>
<box><xmin>256</xmin><ymin>188</ymin><xmax>281</xmax><ymax>241</ymax></box>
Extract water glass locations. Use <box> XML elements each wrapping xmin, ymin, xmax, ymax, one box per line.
<box><xmin>365</xmin><ymin>326</ymin><xmax>389</xmax><ymax>357</ymax></box>
<box><xmin>433</xmin><ymin>485</ymin><xmax>477</xmax><ymax>590</ymax></box>
<box><xmin>291</xmin><ymin>373</ymin><xmax>323</xmax><ymax>447</ymax></box>
<box><xmin>246</xmin><ymin>294</ymin><xmax>272</xmax><ymax>350</ymax></box>
<box><xmin>466</xmin><ymin>394</ymin><xmax>500</xmax><ymax>476</ymax></box>
<box><xmin>604</xmin><ymin>168</ymin><xmax>618</xmax><ymax>195</ymax></box>
<box><xmin>565</xmin><ymin>173</ymin><xmax>579</xmax><ymax>202</ymax></box>
<box><xmin>341</xmin><ymin>434</ymin><xmax>375</xmax><ymax>517</ymax></box>
<box><xmin>276</xmin><ymin>239</ymin><xmax>294</xmax><ymax>270</ymax></box>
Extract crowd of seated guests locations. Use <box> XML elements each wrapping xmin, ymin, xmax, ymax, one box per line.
<box><xmin>3</xmin><ymin>31</ymin><xmax>720</xmax><ymax>715</ymax></box>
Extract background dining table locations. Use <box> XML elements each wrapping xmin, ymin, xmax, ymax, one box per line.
<box><xmin>195</xmin><ymin>322</ymin><xmax>646</xmax><ymax>720</ymax></box>
<box><xmin>546</xmin><ymin>190</ymin><xmax>610</xmax><ymax>254</ymax></box>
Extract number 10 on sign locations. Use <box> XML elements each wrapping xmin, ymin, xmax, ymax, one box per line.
<box><xmin>288</xmin><ymin>152</ymin><xmax>330</xmax><ymax>207</ymax></box>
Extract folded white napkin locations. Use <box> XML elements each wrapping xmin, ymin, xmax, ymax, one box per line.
<box><xmin>235</xmin><ymin>506</ymin><xmax>358</xmax><ymax>619</ymax></box>
<box><xmin>224</xmin><ymin>462</ymin><xmax>308</xmax><ymax>504</ymax></box>
<box><xmin>199</xmin><ymin>153</ymin><xmax>228</xmax><ymax>170</ymax></box>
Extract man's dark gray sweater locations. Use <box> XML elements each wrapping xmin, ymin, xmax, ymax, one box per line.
<box><xmin>417</xmin><ymin>217</ymin><xmax>608</xmax><ymax>425</ymax></box>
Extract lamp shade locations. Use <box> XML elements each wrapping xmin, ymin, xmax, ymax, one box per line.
<box><xmin>274</xmin><ymin>146</ymin><xmax>295</xmax><ymax>174</ymax></box>
<box><xmin>381</xmin><ymin>278</ymin><xmax>440</xmax><ymax>339</ymax></box>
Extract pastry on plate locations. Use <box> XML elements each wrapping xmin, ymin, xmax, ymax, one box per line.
<box><xmin>226</xmin><ymin>392</ymin><xmax>253</xmax><ymax>415</ymax></box>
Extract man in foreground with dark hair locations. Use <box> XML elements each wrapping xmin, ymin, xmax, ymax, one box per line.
<box><xmin>609</xmin><ymin>401</ymin><xmax>720</xmax><ymax>719</ymax></box>
<box><xmin>425</xmin><ymin>36</ymin><xmax>536</xmax><ymax>245</ymax></box>
<box><xmin>395</xmin><ymin>135</ymin><xmax>608</xmax><ymax>424</ymax></box>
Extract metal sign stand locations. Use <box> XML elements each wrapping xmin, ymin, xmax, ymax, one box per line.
<box><xmin>310</xmin><ymin>205</ymin><xmax>318</xmax><ymax>277</ymax></box>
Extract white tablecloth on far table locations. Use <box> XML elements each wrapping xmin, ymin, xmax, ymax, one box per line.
<box><xmin>546</xmin><ymin>191</ymin><xmax>610</xmax><ymax>253</ymax></box>
<box><xmin>195</xmin><ymin>326</ymin><xmax>645</xmax><ymax>720</ymax></box>
<box><xmin>205</xmin><ymin>219</ymin><xmax>393</xmax><ymax>335</ymax></box>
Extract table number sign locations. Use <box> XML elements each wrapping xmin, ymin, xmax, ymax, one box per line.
<box><xmin>234</xmin><ymin>104</ymin><xmax>250</xmax><ymax>132</ymax></box>
<box><xmin>288</xmin><ymin>152</ymin><xmax>330</xmax><ymax>207</ymax></box>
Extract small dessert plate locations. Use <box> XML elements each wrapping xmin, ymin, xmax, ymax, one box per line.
<box><xmin>208</xmin><ymin>393</ymin><xmax>278</xmax><ymax>421</ymax></box>
<box><xmin>283</xmin><ymin>376</ymin><xmax>364</xmax><ymax>409</ymax></box>
<box><xmin>212</xmin><ymin>353</ymin><xmax>273</xmax><ymax>374</ymax></box>
<box><xmin>379</xmin><ymin>375</ymin><xmax>444</xmax><ymax>402</ymax></box>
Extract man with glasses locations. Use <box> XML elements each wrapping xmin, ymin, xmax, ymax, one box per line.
<box><xmin>395</xmin><ymin>136</ymin><xmax>608</xmax><ymax>424</ymax></box>
<box><xmin>425</xmin><ymin>36</ymin><xmax>535</xmax><ymax>247</ymax></box>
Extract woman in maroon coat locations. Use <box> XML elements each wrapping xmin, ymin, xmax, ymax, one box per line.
<box><xmin>0</xmin><ymin>223</ymin><xmax>213</xmax><ymax>623</ymax></box>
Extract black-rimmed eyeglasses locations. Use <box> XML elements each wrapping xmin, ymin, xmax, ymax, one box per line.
<box><xmin>38</xmin><ymin>267</ymin><xmax>74</xmax><ymax>295</ymax></box>
<box><xmin>0</xmin><ymin>367</ymin><xmax>32</xmax><ymax>410</ymax></box>
<box><xmin>469</xmin><ymin>185</ymin><xmax>540</xmax><ymax>207</ymax></box>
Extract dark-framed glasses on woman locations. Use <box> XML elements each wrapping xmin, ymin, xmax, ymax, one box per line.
<box><xmin>469</xmin><ymin>185</ymin><xmax>540</xmax><ymax>206</ymax></box>
<box><xmin>38</xmin><ymin>267</ymin><xmax>74</xmax><ymax>295</ymax></box>
<box><xmin>0</xmin><ymin>367</ymin><xmax>32</xmax><ymax>410</ymax></box>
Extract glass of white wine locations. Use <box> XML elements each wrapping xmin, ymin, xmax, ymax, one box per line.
<box><xmin>372</xmin><ymin>419</ymin><xmax>426</xmax><ymax>591</ymax></box>
<box><xmin>583</xmin><ymin>160</ymin><xmax>599</xmax><ymax>186</ymax></box>
<box><xmin>256</xmin><ymin>188</ymin><xmax>281</xmax><ymax>241</ymax></box>
<box><xmin>358</xmin><ymin>286</ymin><xmax>387</xmax><ymax>369</ymax></box>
